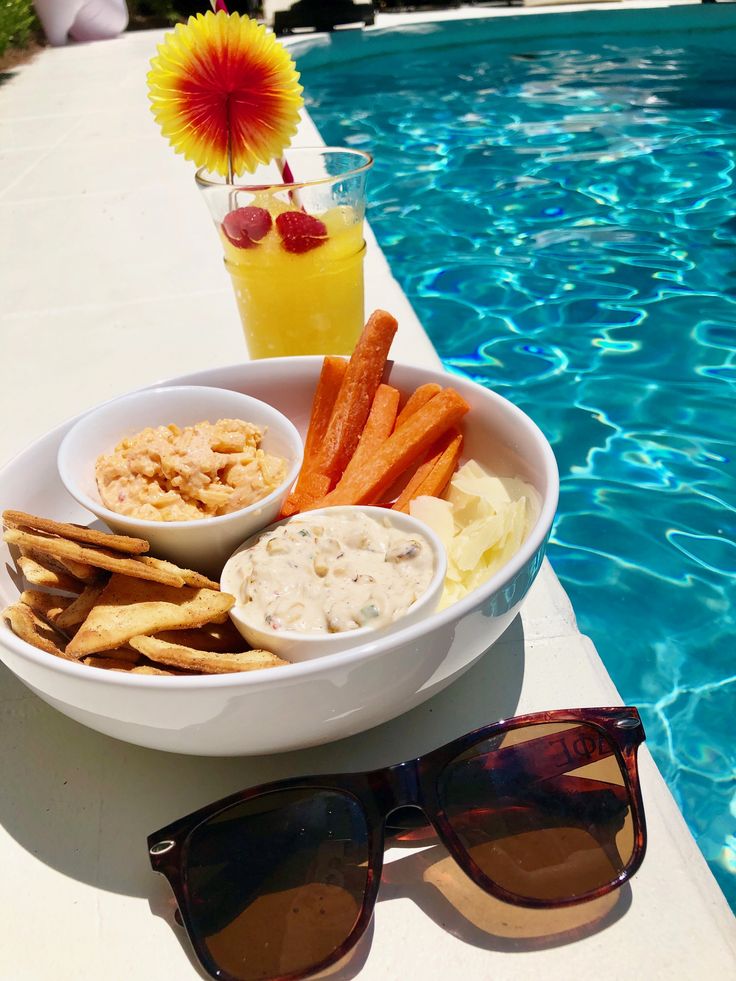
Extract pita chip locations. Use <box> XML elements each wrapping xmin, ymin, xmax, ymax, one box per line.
<box><xmin>2</xmin><ymin>603</ymin><xmax>75</xmax><ymax>660</ymax></box>
<box><xmin>128</xmin><ymin>635</ymin><xmax>288</xmax><ymax>674</ymax></box>
<box><xmin>66</xmin><ymin>574</ymin><xmax>235</xmax><ymax>657</ymax></box>
<box><xmin>2</xmin><ymin>510</ymin><xmax>148</xmax><ymax>554</ymax></box>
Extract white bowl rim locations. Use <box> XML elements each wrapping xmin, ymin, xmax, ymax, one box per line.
<box><xmin>222</xmin><ymin>504</ymin><xmax>448</xmax><ymax>645</ymax></box>
<box><xmin>1</xmin><ymin>357</ymin><xmax>559</xmax><ymax>688</ymax></box>
<box><xmin>56</xmin><ymin>384</ymin><xmax>304</xmax><ymax>531</ymax></box>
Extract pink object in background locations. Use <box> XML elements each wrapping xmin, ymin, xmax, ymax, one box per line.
<box><xmin>33</xmin><ymin>0</ymin><xmax>128</xmax><ymax>46</ymax></box>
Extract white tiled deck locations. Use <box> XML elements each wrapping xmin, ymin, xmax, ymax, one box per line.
<box><xmin>1</xmin><ymin>8</ymin><xmax>735</xmax><ymax>980</ymax></box>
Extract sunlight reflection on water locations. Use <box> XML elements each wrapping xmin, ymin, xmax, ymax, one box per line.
<box><xmin>304</xmin><ymin>32</ymin><xmax>736</xmax><ymax>910</ymax></box>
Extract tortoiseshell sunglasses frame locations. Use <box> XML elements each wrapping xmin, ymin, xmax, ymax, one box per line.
<box><xmin>149</xmin><ymin>705</ymin><xmax>647</xmax><ymax>981</ymax></box>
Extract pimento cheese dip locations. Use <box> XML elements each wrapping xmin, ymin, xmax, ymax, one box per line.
<box><xmin>229</xmin><ymin>511</ymin><xmax>435</xmax><ymax>634</ymax></box>
<box><xmin>95</xmin><ymin>419</ymin><xmax>287</xmax><ymax>521</ymax></box>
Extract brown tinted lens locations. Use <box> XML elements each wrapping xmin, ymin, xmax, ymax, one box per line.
<box><xmin>438</xmin><ymin>722</ymin><xmax>635</xmax><ymax>902</ymax></box>
<box><xmin>183</xmin><ymin>789</ymin><xmax>370</xmax><ymax>981</ymax></box>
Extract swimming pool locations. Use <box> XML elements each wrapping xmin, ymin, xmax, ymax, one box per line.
<box><xmin>300</xmin><ymin>13</ymin><xmax>736</xmax><ymax>910</ymax></box>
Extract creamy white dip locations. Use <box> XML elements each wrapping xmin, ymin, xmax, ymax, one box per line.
<box><xmin>230</xmin><ymin>511</ymin><xmax>435</xmax><ymax>634</ymax></box>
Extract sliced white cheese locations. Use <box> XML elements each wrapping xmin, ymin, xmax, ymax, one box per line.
<box><xmin>409</xmin><ymin>496</ymin><xmax>455</xmax><ymax>551</ymax></box>
<box><xmin>411</xmin><ymin>460</ymin><xmax>541</xmax><ymax>609</ymax></box>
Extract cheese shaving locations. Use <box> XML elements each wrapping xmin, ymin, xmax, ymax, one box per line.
<box><xmin>410</xmin><ymin>460</ymin><xmax>540</xmax><ymax>609</ymax></box>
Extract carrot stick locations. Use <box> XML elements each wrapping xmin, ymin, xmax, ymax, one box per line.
<box><xmin>281</xmin><ymin>356</ymin><xmax>347</xmax><ymax>517</ymax></box>
<box><xmin>295</xmin><ymin>471</ymin><xmax>331</xmax><ymax>506</ymax></box>
<box><xmin>314</xmin><ymin>309</ymin><xmax>398</xmax><ymax>483</ymax></box>
<box><xmin>281</xmin><ymin>473</ymin><xmax>332</xmax><ymax>518</ymax></box>
<box><xmin>309</xmin><ymin>388</ymin><xmax>470</xmax><ymax>509</ymax></box>
<box><xmin>395</xmin><ymin>430</ymin><xmax>463</xmax><ymax>512</ymax></box>
<box><xmin>376</xmin><ymin>384</ymin><xmax>443</xmax><ymax>505</ymax></box>
<box><xmin>302</xmin><ymin>356</ymin><xmax>347</xmax><ymax>465</ymax></box>
<box><xmin>394</xmin><ymin>383</ymin><xmax>442</xmax><ymax>431</ymax></box>
<box><xmin>337</xmin><ymin>385</ymin><xmax>400</xmax><ymax>491</ymax></box>
<box><xmin>392</xmin><ymin>428</ymin><xmax>460</xmax><ymax>512</ymax></box>
<box><xmin>390</xmin><ymin>448</ymin><xmax>442</xmax><ymax>512</ymax></box>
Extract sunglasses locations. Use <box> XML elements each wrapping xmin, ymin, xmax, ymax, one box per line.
<box><xmin>148</xmin><ymin>706</ymin><xmax>646</xmax><ymax>981</ymax></box>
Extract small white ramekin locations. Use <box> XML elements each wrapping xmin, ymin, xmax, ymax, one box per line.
<box><xmin>221</xmin><ymin>505</ymin><xmax>448</xmax><ymax>662</ymax></box>
<box><xmin>57</xmin><ymin>385</ymin><xmax>303</xmax><ymax>577</ymax></box>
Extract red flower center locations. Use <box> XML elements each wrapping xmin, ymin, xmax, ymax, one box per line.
<box><xmin>178</xmin><ymin>48</ymin><xmax>285</xmax><ymax>163</ymax></box>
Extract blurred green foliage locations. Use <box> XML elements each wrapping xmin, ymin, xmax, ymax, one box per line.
<box><xmin>127</xmin><ymin>1</ymin><xmax>181</xmax><ymax>23</ymax></box>
<box><xmin>0</xmin><ymin>0</ymin><xmax>38</xmax><ymax>58</ymax></box>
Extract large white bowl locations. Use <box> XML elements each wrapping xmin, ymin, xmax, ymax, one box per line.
<box><xmin>57</xmin><ymin>385</ymin><xmax>303</xmax><ymax>577</ymax></box>
<box><xmin>221</xmin><ymin>505</ymin><xmax>448</xmax><ymax>662</ymax></box>
<box><xmin>0</xmin><ymin>359</ymin><xmax>558</xmax><ymax>757</ymax></box>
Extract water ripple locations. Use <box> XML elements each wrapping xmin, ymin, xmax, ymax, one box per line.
<box><xmin>304</xmin><ymin>31</ymin><xmax>736</xmax><ymax>909</ymax></box>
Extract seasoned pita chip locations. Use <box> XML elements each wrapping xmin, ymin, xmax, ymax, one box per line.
<box><xmin>2</xmin><ymin>510</ymin><xmax>148</xmax><ymax>554</ymax></box>
<box><xmin>55</xmin><ymin>583</ymin><xmax>108</xmax><ymax>633</ymax></box>
<box><xmin>4</xmin><ymin>529</ymin><xmax>185</xmax><ymax>587</ymax></box>
<box><xmin>83</xmin><ymin>645</ymin><xmax>141</xmax><ymax>665</ymax></box>
<box><xmin>53</xmin><ymin>556</ymin><xmax>101</xmax><ymax>585</ymax></box>
<box><xmin>129</xmin><ymin>635</ymin><xmax>288</xmax><ymax>674</ymax></box>
<box><xmin>130</xmin><ymin>664</ymin><xmax>192</xmax><ymax>676</ymax></box>
<box><xmin>17</xmin><ymin>554</ymin><xmax>84</xmax><ymax>593</ymax></box>
<box><xmin>19</xmin><ymin>547</ymin><xmax>101</xmax><ymax>587</ymax></box>
<box><xmin>153</xmin><ymin>620</ymin><xmax>249</xmax><ymax>653</ymax></box>
<box><xmin>136</xmin><ymin>556</ymin><xmax>219</xmax><ymax>590</ymax></box>
<box><xmin>66</xmin><ymin>574</ymin><xmax>235</xmax><ymax>657</ymax></box>
<box><xmin>19</xmin><ymin>590</ymin><xmax>73</xmax><ymax>626</ymax></box>
<box><xmin>2</xmin><ymin>603</ymin><xmax>75</xmax><ymax>660</ymax></box>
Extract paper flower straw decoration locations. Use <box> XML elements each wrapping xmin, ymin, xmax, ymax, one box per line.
<box><xmin>147</xmin><ymin>11</ymin><xmax>303</xmax><ymax>178</ymax></box>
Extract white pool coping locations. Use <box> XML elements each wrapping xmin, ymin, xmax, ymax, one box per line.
<box><xmin>0</xmin><ymin>6</ymin><xmax>735</xmax><ymax>979</ymax></box>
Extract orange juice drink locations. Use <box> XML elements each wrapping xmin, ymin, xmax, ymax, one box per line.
<box><xmin>197</xmin><ymin>148</ymin><xmax>374</xmax><ymax>358</ymax></box>
<box><xmin>221</xmin><ymin>204</ymin><xmax>366</xmax><ymax>358</ymax></box>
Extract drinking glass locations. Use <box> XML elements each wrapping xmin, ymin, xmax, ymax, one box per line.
<box><xmin>196</xmin><ymin>148</ymin><xmax>373</xmax><ymax>358</ymax></box>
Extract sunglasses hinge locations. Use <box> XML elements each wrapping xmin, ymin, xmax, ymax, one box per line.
<box><xmin>614</xmin><ymin>716</ymin><xmax>641</xmax><ymax>730</ymax></box>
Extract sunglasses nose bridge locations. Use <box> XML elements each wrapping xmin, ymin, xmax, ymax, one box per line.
<box><xmin>382</xmin><ymin>758</ymin><xmax>422</xmax><ymax>812</ymax></box>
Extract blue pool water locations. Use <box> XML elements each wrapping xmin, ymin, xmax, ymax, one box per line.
<box><xmin>301</xmin><ymin>23</ymin><xmax>736</xmax><ymax>909</ymax></box>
